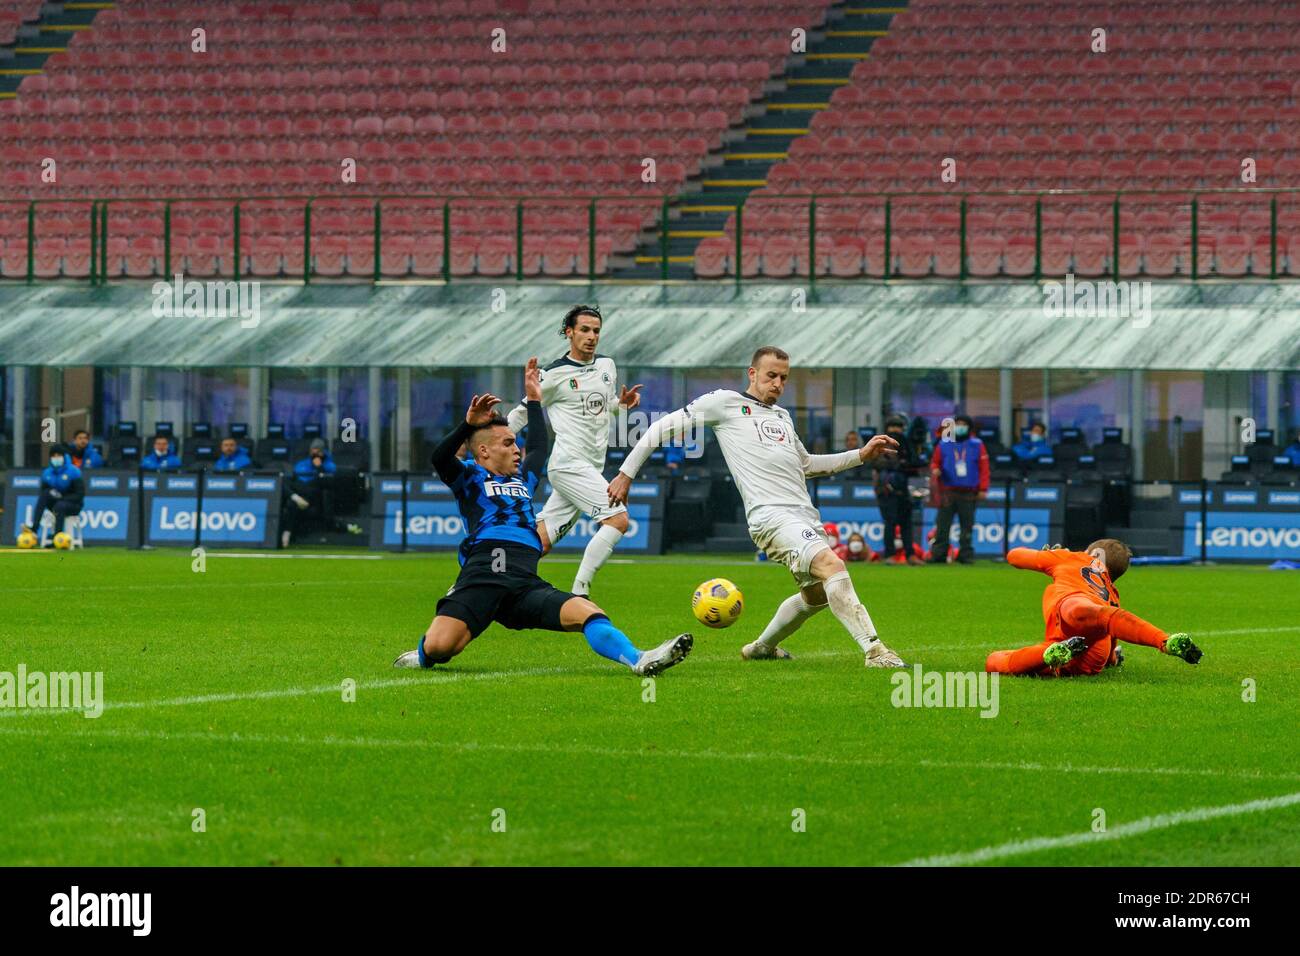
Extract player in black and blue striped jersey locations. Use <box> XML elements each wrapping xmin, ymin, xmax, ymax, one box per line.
<box><xmin>394</xmin><ymin>357</ymin><xmax>692</xmax><ymax>676</ymax></box>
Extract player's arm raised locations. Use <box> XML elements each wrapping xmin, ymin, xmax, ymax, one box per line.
<box><xmin>520</xmin><ymin>357</ymin><xmax>551</xmax><ymax>478</ymax></box>
<box><xmin>608</xmin><ymin>392</ymin><xmax>720</xmax><ymax>505</ymax></box>
<box><xmin>1006</xmin><ymin>546</ymin><xmax>1061</xmax><ymax>573</ymax></box>
<box><xmin>430</xmin><ymin>391</ymin><xmax>501</xmax><ymax>485</ymax></box>
<box><xmin>800</xmin><ymin>432</ymin><xmax>899</xmax><ymax>477</ymax></box>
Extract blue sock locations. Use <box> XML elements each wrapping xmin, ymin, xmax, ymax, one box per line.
<box><xmin>416</xmin><ymin>637</ymin><xmax>431</xmax><ymax>668</ymax></box>
<box><xmin>582</xmin><ymin>614</ymin><xmax>642</xmax><ymax>669</ymax></box>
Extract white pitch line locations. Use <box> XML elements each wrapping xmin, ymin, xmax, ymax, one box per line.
<box><xmin>0</xmin><ymin>664</ymin><xmax>595</xmax><ymax>718</ymax></box>
<box><xmin>897</xmin><ymin>790</ymin><xmax>1300</xmax><ymax>867</ymax></box>
<box><xmin>0</xmin><ymin>622</ymin><xmax>1286</xmax><ymax>719</ymax></box>
<box><xmin>206</xmin><ymin>552</ymin><xmax>384</xmax><ymax>560</ymax></box>
<box><xmin>2</xmin><ymin>724</ymin><xmax>1296</xmax><ymax>787</ymax></box>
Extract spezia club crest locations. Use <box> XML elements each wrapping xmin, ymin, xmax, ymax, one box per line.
<box><xmin>602</xmin><ymin>372</ymin><xmax>610</xmax><ymax>384</ymax></box>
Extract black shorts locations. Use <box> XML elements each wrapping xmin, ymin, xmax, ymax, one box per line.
<box><xmin>435</xmin><ymin>542</ymin><xmax>577</xmax><ymax>639</ymax></box>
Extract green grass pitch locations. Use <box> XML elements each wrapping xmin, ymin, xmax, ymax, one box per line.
<box><xmin>1</xmin><ymin>547</ymin><xmax>1297</xmax><ymax>866</ymax></box>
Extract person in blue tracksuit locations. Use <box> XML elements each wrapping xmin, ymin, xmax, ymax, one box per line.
<box><xmin>22</xmin><ymin>445</ymin><xmax>85</xmax><ymax>540</ymax></box>
<box><xmin>1011</xmin><ymin>422</ymin><xmax>1051</xmax><ymax>461</ymax></box>
<box><xmin>213</xmin><ymin>437</ymin><xmax>253</xmax><ymax>472</ymax></box>
<box><xmin>140</xmin><ymin>435</ymin><xmax>181</xmax><ymax>471</ymax></box>
<box><xmin>69</xmin><ymin>430</ymin><xmax>105</xmax><ymax>470</ymax></box>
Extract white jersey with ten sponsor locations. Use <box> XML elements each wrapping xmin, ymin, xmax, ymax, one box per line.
<box><xmin>507</xmin><ymin>354</ymin><xmax>618</xmax><ymax>473</ymax></box>
<box><xmin>621</xmin><ymin>388</ymin><xmax>863</xmax><ymax>536</ymax></box>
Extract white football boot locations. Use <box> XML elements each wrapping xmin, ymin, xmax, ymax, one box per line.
<box><xmin>741</xmin><ymin>640</ymin><xmax>794</xmax><ymax>660</ymax></box>
<box><xmin>392</xmin><ymin>649</ymin><xmax>424</xmax><ymax>669</ymax></box>
<box><xmin>633</xmin><ymin>633</ymin><xmax>694</xmax><ymax>676</ymax></box>
<box><xmin>864</xmin><ymin>638</ymin><xmax>906</xmax><ymax>668</ymax></box>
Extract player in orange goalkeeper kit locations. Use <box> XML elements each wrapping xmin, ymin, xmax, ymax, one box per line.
<box><xmin>985</xmin><ymin>538</ymin><xmax>1202</xmax><ymax>676</ymax></box>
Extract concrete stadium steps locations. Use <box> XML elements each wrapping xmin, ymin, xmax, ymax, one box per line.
<box><xmin>615</xmin><ymin>2</ymin><xmax>905</xmax><ymax>280</ymax></box>
<box><xmin>0</xmin><ymin>1</ymin><xmax>105</xmax><ymax>96</ymax></box>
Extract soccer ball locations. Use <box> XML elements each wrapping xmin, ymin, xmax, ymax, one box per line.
<box><xmin>16</xmin><ymin>530</ymin><xmax>37</xmax><ymax>549</ymax></box>
<box><xmin>692</xmin><ymin>577</ymin><xmax>744</xmax><ymax>629</ymax></box>
<box><xmin>52</xmin><ymin>532</ymin><xmax>73</xmax><ymax>550</ymax></box>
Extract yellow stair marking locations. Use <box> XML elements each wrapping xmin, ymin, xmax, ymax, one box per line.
<box><xmin>13</xmin><ymin>47</ymin><xmax>69</xmax><ymax>54</ymax></box>
<box><xmin>826</xmin><ymin>29</ymin><xmax>889</xmax><ymax>37</ymax></box>
<box><xmin>39</xmin><ymin>25</ymin><xmax>94</xmax><ymax>31</ymax></box>
<box><xmin>844</xmin><ymin>6</ymin><xmax>906</xmax><ymax>12</ymax></box>
<box><xmin>681</xmin><ymin>205</ymin><xmax>738</xmax><ymax>213</ymax></box>
<box><xmin>668</xmin><ymin>230</ymin><xmax>724</xmax><ymax>238</ymax></box>
<box><xmin>767</xmin><ymin>102</ymin><xmax>828</xmax><ymax>110</ymax></box>
<box><xmin>724</xmin><ymin>152</ymin><xmax>787</xmax><ymax>160</ymax></box>
<box><xmin>805</xmin><ymin>52</ymin><xmax>870</xmax><ymax>60</ymax></box>
<box><xmin>0</xmin><ymin>92</ymin><xmax>16</xmax><ymax>99</ymax></box>
<box><xmin>703</xmin><ymin>179</ymin><xmax>767</xmax><ymax>187</ymax></box>
<box><xmin>788</xmin><ymin>77</ymin><xmax>849</xmax><ymax>85</ymax></box>
<box><xmin>634</xmin><ymin>255</ymin><xmax>694</xmax><ymax>264</ymax></box>
<box><xmin>745</xmin><ymin>128</ymin><xmax>808</xmax><ymax>135</ymax></box>
<box><xmin>0</xmin><ymin>68</ymin><xmax>43</xmax><ymax>75</ymax></box>
<box><xmin>65</xmin><ymin>2</ymin><xmax>117</xmax><ymax>8</ymax></box>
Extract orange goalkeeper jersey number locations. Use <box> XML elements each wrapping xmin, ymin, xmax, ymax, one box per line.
<box><xmin>1006</xmin><ymin>547</ymin><xmax>1121</xmax><ymax>626</ymax></box>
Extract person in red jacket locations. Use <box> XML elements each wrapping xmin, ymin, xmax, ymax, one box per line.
<box><xmin>927</xmin><ymin>414</ymin><xmax>989</xmax><ymax>564</ymax></box>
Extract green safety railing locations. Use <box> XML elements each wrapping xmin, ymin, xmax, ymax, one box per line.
<box><xmin>2</xmin><ymin>187</ymin><xmax>1296</xmax><ymax>288</ymax></box>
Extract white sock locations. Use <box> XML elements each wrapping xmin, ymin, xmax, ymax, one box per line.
<box><xmin>573</xmin><ymin>524</ymin><xmax>623</xmax><ymax>595</ymax></box>
<box><xmin>755</xmin><ymin>592</ymin><xmax>825</xmax><ymax>649</ymax></box>
<box><xmin>824</xmin><ymin>570</ymin><xmax>880</xmax><ymax>653</ymax></box>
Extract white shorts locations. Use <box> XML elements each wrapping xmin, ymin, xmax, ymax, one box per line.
<box><xmin>536</xmin><ymin>465</ymin><xmax>627</xmax><ymax>544</ymax></box>
<box><xmin>749</xmin><ymin>508</ymin><xmax>831</xmax><ymax>589</ymax></box>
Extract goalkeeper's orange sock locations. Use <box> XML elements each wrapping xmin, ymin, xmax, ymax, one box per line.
<box><xmin>986</xmin><ymin>643</ymin><xmax>1051</xmax><ymax>675</ymax></box>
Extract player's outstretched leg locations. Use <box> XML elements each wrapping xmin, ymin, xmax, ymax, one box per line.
<box><xmin>572</xmin><ymin>514</ymin><xmax>627</xmax><ymax>596</ymax></box>
<box><xmin>808</xmin><ymin>550</ymin><xmax>905</xmax><ymax>667</ymax></box>
<box><xmin>560</xmin><ymin>596</ymin><xmax>693</xmax><ymax>676</ymax></box>
<box><xmin>1058</xmin><ymin>596</ymin><xmax>1199</xmax><ymax>662</ymax></box>
<box><xmin>394</xmin><ymin>616</ymin><xmax>473</xmax><ymax>668</ymax></box>
<box><xmin>741</xmin><ymin>587</ymin><xmax>827</xmax><ymax>660</ymax></box>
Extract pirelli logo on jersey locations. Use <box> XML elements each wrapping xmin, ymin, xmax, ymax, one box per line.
<box><xmin>483</xmin><ymin>479</ymin><xmax>531</xmax><ymax>498</ymax></box>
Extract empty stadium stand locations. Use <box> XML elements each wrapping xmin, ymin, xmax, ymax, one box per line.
<box><xmin>0</xmin><ymin>0</ymin><xmax>831</xmax><ymax>279</ymax></box>
<box><xmin>695</xmin><ymin>0</ymin><xmax>1300</xmax><ymax>278</ymax></box>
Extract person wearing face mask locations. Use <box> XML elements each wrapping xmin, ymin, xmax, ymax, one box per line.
<box><xmin>928</xmin><ymin>413</ymin><xmax>989</xmax><ymax>565</ymax></box>
<box><xmin>843</xmin><ymin>532</ymin><xmax>870</xmax><ymax>562</ymax></box>
<box><xmin>875</xmin><ymin>414</ymin><xmax>924</xmax><ymax>565</ymax></box>
<box><xmin>20</xmin><ymin>444</ymin><xmax>85</xmax><ymax>542</ymax></box>
<box><xmin>1012</xmin><ymin>421</ymin><xmax>1050</xmax><ymax>461</ymax></box>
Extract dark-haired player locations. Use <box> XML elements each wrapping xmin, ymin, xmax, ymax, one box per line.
<box><xmin>609</xmin><ymin>346</ymin><xmax>907</xmax><ymax>669</ymax></box>
<box><xmin>505</xmin><ymin>304</ymin><xmax>641</xmax><ymax>596</ymax></box>
<box><xmin>394</xmin><ymin>357</ymin><xmax>691</xmax><ymax>675</ymax></box>
<box><xmin>985</xmin><ymin>538</ymin><xmax>1202</xmax><ymax>676</ymax></box>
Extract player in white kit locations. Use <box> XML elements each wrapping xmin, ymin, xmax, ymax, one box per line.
<box><xmin>608</xmin><ymin>346</ymin><xmax>907</xmax><ymax>668</ymax></box>
<box><xmin>506</xmin><ymin>305</ymin><xmax>642</xmax><ymax>596</ymax></box>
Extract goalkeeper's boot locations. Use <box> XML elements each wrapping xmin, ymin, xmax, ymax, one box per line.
<box><xmin>1107</xmin><ymin>644</ymin><xmax>1125</xmax><ymax>669</ymax></box>
<box><xmin>741</xmin><ymin>640</ymin><xmax>794</xmax><ymax>661</ymax></box>
<box><xmin>633</xmin><ymin>633</ymin><xmax>693</xmax><ymax>676</ymax></box>
<box><xmin>1163</xmin><ymin>633</ymin><xmax>1202</xmax><ymax>664</ymax></box>
<box><xmin>1042</xmin><ymin>636</ymin><xmax>1088</xmax><ymax>669</ymax></box>
<box><xmin>864</xmin><ymin>638</ymin><xmax>906</xmax><ymax>668</ymax></box>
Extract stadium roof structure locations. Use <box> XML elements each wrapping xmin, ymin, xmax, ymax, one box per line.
<box><xmin>0</xmin><ymin>282</ymin><xmax>1298</xmax><ymax>371</ymax></box>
